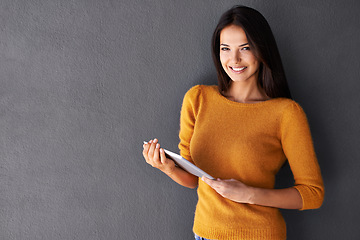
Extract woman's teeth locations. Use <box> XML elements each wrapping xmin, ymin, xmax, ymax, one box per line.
<box><xmin>231</xmin><ymin>67</ymin><xmax>246</xmax><ymax>71</ymax></box>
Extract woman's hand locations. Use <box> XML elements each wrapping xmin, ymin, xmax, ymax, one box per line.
<box><xmin>201</xmin><ymin>177</ymin><xmax>254</xmax><ymax>204</ymax></box>
<box><xmin>202</xmin><ymin>177</ymin><xmax>304</xmax><ymax>209</ymax></box>
<box><xmin>142</xmin><ymin>138</ymin><xmax>198</xmax><ymax>189</ymax></box>
<box><xmin>143</xmin><ymin>138</ymin><xmax>176</xmax><ymax>175</ymax></box>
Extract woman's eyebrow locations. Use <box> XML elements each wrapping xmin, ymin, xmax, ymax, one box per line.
<box><xmin>220</xmin><ymin>43</ymin><xmax>249</xmax><ymax>47</ymax></box>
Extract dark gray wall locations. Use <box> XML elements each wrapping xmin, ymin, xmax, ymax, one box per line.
<box><xmin>0</xmin><ymin>0</ymin><xmax>359</xmax><ymax>239</ymax></box>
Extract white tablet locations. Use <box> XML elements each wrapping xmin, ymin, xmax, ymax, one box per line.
<box><xmin>143</xmin><ymin>141</ymin><xmax>214</xmax><ymax>179</ymax></box>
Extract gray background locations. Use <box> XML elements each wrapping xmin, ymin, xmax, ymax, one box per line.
<box><xmin>0</xmin><ymin>0</ymin><xmax>359</xmax><ymax>239</ymax></box>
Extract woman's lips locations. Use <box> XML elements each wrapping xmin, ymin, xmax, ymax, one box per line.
<box><xmin>230</xmin><ymin>66</ymin><xmax>247</xmax><ymax>73</ymax></box>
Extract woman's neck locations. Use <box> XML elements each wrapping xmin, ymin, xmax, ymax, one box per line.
<box><xmin>223</xmin><ymin>81</ymin><xmax>270</xmax><ymax>103</ymax></box>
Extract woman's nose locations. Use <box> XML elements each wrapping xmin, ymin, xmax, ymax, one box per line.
<box><xmin>231</xmin><ymin>50</ymin><xmax>241</xmax><ymax>63</ymax></box>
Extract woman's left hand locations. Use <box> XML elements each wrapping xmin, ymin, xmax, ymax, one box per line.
<box><xmin>201</xmin><ymin>177</ymin><xmax>254</xmax><ymax>204</ymax></box>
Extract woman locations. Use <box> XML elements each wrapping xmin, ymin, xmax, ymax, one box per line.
<box><xmin>143</xmin><ymin>5</ymin><xmax>324</xmax><ymax>240</ymax></box>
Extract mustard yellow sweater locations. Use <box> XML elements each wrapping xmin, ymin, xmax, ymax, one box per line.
<box><xmin>178</xmin><ymin>85</ymin><xmax>324</xmax><ymax>240</ymax></box>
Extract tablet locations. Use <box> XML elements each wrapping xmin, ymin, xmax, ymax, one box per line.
<box><xmin>143</xmin><ymin>141</ymin><xmax>214</xmax><ymax>179</ymax></box>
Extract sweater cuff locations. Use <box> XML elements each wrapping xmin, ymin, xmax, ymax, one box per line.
<box><xmin>293</xmin><ymin>185</ymin><xmax>324</xmax><ymax>210</ymax></box>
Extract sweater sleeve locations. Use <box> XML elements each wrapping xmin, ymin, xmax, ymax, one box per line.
<box><xmin>280</xmin><ymin>101</ymin><xmax>325</xmax><ymax>210</ymax></box>
<box><xmin>178</xmin><ymin>85</ymin><xmax>202</xmax><ymax>164</ymax></box>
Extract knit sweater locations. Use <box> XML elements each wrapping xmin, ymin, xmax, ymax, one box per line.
<box><xmin>178</xmin><ymin>85</ymin><xmax>324</xmax><ymax>240</ymax></box>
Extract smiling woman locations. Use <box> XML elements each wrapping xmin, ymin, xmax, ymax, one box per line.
<box><xmin>143</xmin><ymin>5</ymin><xmax>324</xmax><ymax>240</ymax></box>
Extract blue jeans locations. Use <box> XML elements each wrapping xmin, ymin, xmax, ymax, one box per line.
<box><xmin>194</xmin><ymin>233</ymin><xmax>212</xmax><ymax>240</ymax></box>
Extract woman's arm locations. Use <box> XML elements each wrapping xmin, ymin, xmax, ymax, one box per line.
<box><xmin>143</xmin><ymin>139</ymin><xmax>198</xmax><ymax>189</ymax></box>
<box><xmin>202</xmin><ymin>177</ymin><xmax>302</xmax><ymax>209</ymax></box>
<box><xmin>250</xmin><ymin>186</ymin><xmax>302</xmax><ymax>209</ymax></box>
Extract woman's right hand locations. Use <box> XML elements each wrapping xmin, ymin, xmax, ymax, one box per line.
<box><xmin>143</xmin><ymin>138</ymin><xmax>176</xmax><ymax>175</ymax></box>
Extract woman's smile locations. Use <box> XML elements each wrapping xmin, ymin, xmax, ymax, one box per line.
<box><xmin>229</xmin><ymin>66</ymin><xmax>247</xmax><ymax>73</ymax></box>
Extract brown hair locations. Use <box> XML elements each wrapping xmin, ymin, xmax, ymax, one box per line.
<box><xmin>212</xmin><ymin>6</ymin><xmax>292</xmax><ymax>99</ymax></box>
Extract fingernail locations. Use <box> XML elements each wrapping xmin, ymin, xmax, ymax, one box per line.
<box><xmin>149</xmin><ymin>140</ymin><xmax>152</xmax><ymax>143</ymax></box>
<box><xmin>156</xmin><ymin>143</ymin><xmax>160</xmax><ymax>149</ymax></box>
<box><xmin>160</xmin><ymin>148</ymin><xmax>164</xmax><ymax>153</ymax></box>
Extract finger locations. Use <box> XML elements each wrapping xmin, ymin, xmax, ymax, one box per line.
<box><xmin>143</xmin><ymin>140</ymin><xmax>151</xmax><ymax>152</ymax></box>
<box><xmin>159</xmin><ymin>148</ymin><xmax>167</xmax><ymax>164</ymax></box>
<box><xmin>152</xmin><ymin>143</ymin><xmax>161</xmax><ymax>164</ymax></box>
<box><xmin>202</xmin><ymin>176</ymin><xmax>218</xmax><ymax>182</ymax></box>
<box><xmin>147</xmin><ymin>139</ymin><xmax>157</xmax><ymax>160</ymax></box>
<box><xmin>142</xmin><ymin>139</ymin><xmax>152</xmax><ymax>154</ymax></box>
<box><xmin>144</xmin><ymin>139</ymin><xmax>156</xmax><ymax>163</ymax></box>
<box><xmin>204</xmin><ymin>177</ymin><xmax>225</xmax><ymax>191</ymax></box>
<box><xmin>202</xmin><ymin>176</ymin><xmax>215</xmax><ymax>186</ymax></box>
<box><xmin>142</xmin><ymin>142</ymin><xmax>151</xmax><ymax>162</ymax></box>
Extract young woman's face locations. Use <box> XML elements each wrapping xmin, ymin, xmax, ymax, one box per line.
<box><xmin>219</xmin><ymin>25</ymin><xmax>260</xmax><ymax>84</ymax></box>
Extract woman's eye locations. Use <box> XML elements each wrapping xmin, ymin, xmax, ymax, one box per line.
<box><xmin>241</xmin><ymin>46</ymin><xmax>250</xmax><ymax>51</ymax></box>
<box><xmin>221</xmin><ymin>47</ymin><xmax>230</xmax><ymax>51</ymax></box>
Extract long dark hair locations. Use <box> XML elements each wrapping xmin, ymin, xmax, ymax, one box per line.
<box><xmin>212</xmin><ymin>5</ymin><xmax>292</xmax><ymax>99</ymax></box>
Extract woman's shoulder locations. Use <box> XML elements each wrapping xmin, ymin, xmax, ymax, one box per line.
<box><xmin>185</xmin><ymin>84</ymin><xmax>217</xmax><ymax>93</ymax></box>
<box><xmin>269</xmin><ymin>98</ymin><xmax>302</xmax><ymax>109</ymax></box>
<box><xmin>183</xmin><ymin>84</ymin><xmax>217</xmax><ymax>99</ymax></box>
<box><xmin>270</xmin><ymin>98</ymin><xmax>308</xmax><ymax>120</ymax></box>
